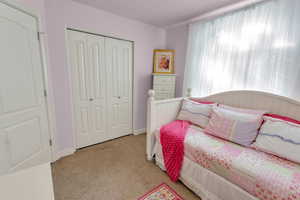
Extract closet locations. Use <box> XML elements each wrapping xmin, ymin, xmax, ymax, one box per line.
<box><xmin>67</xmin><ymin>29</ymin><xmax>133</xmax><ymax>148</ymax></box>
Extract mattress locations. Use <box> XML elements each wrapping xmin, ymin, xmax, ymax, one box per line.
<box><xmin>155</xmin><ymin>126</ymin><xmax>300</xmax><ymax>200</ymax></box>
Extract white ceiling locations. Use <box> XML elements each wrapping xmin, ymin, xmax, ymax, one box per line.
<box><xmin>72</xmin><ymin>0</ymin><xmax>245</xmax><ymax>27</ymax></box>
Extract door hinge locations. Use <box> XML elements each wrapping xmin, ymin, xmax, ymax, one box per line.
<box><xmin>49</xmin><ymin>139</ymin><xmax>53</xmax><ymax>146</ymax></box>
<box><xmin>44</xmin><ymin>89</ymin><xmax>47</xmax><ymax>97</ymax></box>
<box><xmin>37</xmin><ymin>32</ymin><xmax>40</xmax><ymax>41</ymax></box>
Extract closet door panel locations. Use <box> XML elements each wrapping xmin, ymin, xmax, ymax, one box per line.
<box><xmin>121</xmin><ymin>48</ymin><xmax>130</xmax><ymax>98</ymax></box>
<box><xmin>79</xmin><ymin>107</ymin><xmax>89</xmax><ymax>134</ymax></box>
<box><xmin>77</xmin><ymin>41</ymin><xmax>90</xmax><ymax>101</ymax></box>
<box><xmin>87</xmin><ymin>35</ymin><xmax>108</xmax><ymax>143</ymax></box>
<box><xmin>106</xmin><ymin>38</ymin><xmax>133</xmax><ymax>138</ymax></box>
<box><xmin>118</xmin><ymin>43</ymin><xmax>133</xmax><ymax>134</ymax></box>
<box><xmin>68</xmin><ymin>30</ymin><xmax>92</xmax><ymax>148</ymax></box>
<box><xmin>75</xmin><ymin>39</ymin><xmax>91</xmax><ymax>145</ymax></box>
<box><xmin>109</xmin><ymin>43</ymin><xmax>121</xmax><ymax>138</ymax></box>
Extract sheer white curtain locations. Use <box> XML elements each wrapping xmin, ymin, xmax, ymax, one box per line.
<box><xmin>183</xmin><ymin>0</ymin><xmax>300</xmax><ymax>100</ymax></box>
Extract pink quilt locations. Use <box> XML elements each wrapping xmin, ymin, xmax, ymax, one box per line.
<box><xmin>160</xmin><ymin>120</ymin><xmax>190</xmax><ymax>182</ymax></box>
<box><xmin>156</xmin><ymin>125</ymin><xmax>300</xmax><ymax>200</ymax></box>
<box><xmin>184</xmin><ymin>127</ymin><xmax>300</xmax><ymax>200</ymax></box>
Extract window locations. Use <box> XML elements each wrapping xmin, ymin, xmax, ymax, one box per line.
<box><xmin>183</xmin><ymin>0</ymin><xmax>300</xmax><ymax>99</ymax></box>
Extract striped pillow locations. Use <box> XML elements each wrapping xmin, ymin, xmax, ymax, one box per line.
<box><xmin>204</xmin><ymin>106</ymin><xmax>265</xmax><ymax>146</ymax></box>
<box><xmin>177</xmin><ymin>99</ymin><xmax>215</xmax><ymax>128</ymax></box>
<box><xmin>253</xmin><ymin>115</ymin><xmax>300</xmax><ymax>164</ymax></box>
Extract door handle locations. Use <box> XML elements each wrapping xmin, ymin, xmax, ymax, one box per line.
<box><xmin>89</xmin><ymin>98</ymin><xmax>94</xmax><ymax>101</ymax></box>
<box><xmin>118</xmin><ymin>96</ymin><xmax>121</xmax><ymax>99</ymax></box>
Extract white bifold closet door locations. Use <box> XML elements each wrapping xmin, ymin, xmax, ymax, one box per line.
<box><xmin>0</xmin><ymin>2</ymin><xmax>51</xmax><ymax>174</ymax></box>
<box><xmin>67</xmin><ymin>30</ymin><xmax>133</xmax><ymax>148</ymax></box>
<box><xmin>106</xmin><ymin>38</ymin><xmax>133</xmax><ymax>139</ymax></box>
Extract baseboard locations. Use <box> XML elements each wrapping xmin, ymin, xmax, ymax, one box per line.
<box><xmin>133</xmin><ymin>128</ymin><xmax>146</xmax><ymax>135</ymax></box>
<box><xmin>52</xmin><ymin>129</ymin><xmax>145</xmax><ymax>162</ymax></box>
<box><xmin>52</xmin><ymin>147</ymin><xmax>76</xmax><ymax>162</ymax></box>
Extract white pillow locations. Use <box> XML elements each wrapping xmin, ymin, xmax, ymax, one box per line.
<box><xmin>253</xmin><ymin>115</ymin><xmax>300</xmax><ymax>164</ymax></box>
<box><xmin>177</xmin><ymin>99</ymin><xmax>215</xmax><ymax>128</ymax></box>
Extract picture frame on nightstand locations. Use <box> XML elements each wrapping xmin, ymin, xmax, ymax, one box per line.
<box><xmin>153</xmin><ymin>49</ymin><xmax>175</xmax><ymax>74</ymax></box>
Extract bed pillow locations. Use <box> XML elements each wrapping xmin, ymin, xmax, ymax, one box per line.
<box><xmin>219</xmin><ymin>104</ymin><xmax>267</xmax><ymax>115</ymax></box>
<box><xmin>252</xmin><ymin>114</ymin><xmax>300</xmax><ymax>164</ymax></box>
<box><xmin>177</xmin><ymin>98</ymin><xmax>215</xmax><ymax>128</ymax></box>
<box><xmin>204</xmin><ymin>106</ymin><xmax>265</xmax><ymax>146</ymax></box>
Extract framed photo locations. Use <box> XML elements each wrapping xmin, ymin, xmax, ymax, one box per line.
<box><xmin>153</xmin><ymin>49</ymin><xmax>175</xmax><ymax>74</ymax></box>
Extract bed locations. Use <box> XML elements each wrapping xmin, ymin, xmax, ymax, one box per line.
<box><xmin>146</xmin><ymin>89</ymin><xmax>300</xmax><ymax>200</ymax></box>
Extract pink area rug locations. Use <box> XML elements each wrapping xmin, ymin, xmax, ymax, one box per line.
<box><xmin>138</xmin><ymin>183</ymin><xmax>184</xmax><ymax>200</ymax></box>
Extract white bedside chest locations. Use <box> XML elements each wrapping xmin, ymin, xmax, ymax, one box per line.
<box><xmin>152</xmin><ymin>73</ymin><xmax>176</xmax><ymax>100</ymax></box>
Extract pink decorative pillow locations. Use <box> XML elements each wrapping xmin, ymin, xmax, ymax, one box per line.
<box><xmin>204</xmin><ymin>106</ymin><xmax>265</xmax><ymax>146</ymax></box>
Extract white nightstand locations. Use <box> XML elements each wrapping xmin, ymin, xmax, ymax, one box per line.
<box><xmin>152</xmin><ymin>73</ymin><xmax>176</xmax><ymax>100</ymax></box>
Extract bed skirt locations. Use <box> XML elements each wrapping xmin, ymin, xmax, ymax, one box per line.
<box><xmin>155</xmin><ymin>152</ymin><xmax>258</xmax><ymax>200</ymax></box>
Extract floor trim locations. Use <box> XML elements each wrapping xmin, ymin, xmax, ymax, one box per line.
<box><xmin>134</xmin><ymin>128</ymin><xmax>146</xmax><ymax>135</ymax></box>
<box><xmin>53</xmin><ymin>148</ymin><xmax>76</xmax><ymax>162</ymax></box>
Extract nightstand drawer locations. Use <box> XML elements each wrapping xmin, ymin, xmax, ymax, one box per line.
<box><xmin>152</xmin><ymin>74</ymin><xmax>176</xmax><ymax>100</ymax></box>
<box><xmin>153</xmin><ymin>84</ymin><xmax>174</xmax><ymax>91</ymax></box>
<box><xmin>153</xmin><ymin>76</ymin><xmax>175</xmax><ymax>85</ymax></box>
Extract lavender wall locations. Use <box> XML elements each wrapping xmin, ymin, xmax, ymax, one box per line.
<box><xmin>16</xmin><ymin>0</ymin><xmax>46</xmax><ymax>30</ymax></box>
<box><xmin>166</xmin><ymin>25</ymin><xmax>189</xmax><ymax>97</ymax></box>
<box><xmin>18</xmin><ymin>0</ymin><xmax>166</xmax><ymax>152</ymax></box>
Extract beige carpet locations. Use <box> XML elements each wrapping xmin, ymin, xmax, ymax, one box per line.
<box><xmin>52</xmin><ymin>134</ymin><xmax>200</xmax><ymax>200</ymax></box>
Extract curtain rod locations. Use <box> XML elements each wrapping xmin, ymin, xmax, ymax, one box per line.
<box><xmin>166</xmin><ymin>0</ymin><xmax>267</xmax><ymax>29</ymax></box>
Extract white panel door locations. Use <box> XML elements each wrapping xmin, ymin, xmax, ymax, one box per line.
<box><xmin>106</xmin><ymin>38</ymin><xmax>133</xmax><ymax>139</ymax></box>
<box><xmin>0</xmin><ymin>2</ymin><xmax>51</xmax><ymax>175</ymax></box>
<box><xmin>68</xmin><ymin>30</ymin><xmax>133</xmax><ymax>148</ymax></box>
<box><xmin>68</xmin><ymin>30</ymin><xmax>90</xmax><ymax>148</ymax></box>
<box><xmin>87</xmin><ymin>34</ymin><xmax>108</xmax><ymax>145</ymax></box>
<box><xmin>68</xmin><ymin>30</ymin><xmax>108</xmax><ymax>148</ymax></box>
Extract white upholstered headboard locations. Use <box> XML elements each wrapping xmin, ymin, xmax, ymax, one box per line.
<box><xmin>146</xmin><ymin>89</ymin><xmax>300</xmax><ymax>160</ymax></box>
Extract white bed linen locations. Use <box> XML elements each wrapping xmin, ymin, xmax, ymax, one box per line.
<box><xmin>154</xmin><ymin>131</ymin><xmax>258</xmax><ymax>200</ymax></box>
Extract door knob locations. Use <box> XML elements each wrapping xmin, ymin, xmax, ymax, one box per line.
<box><xmin>118</xmin><ymin>96</ymin><xmax>121</xmax><ymax>99</ymax></box>
<box><xmin>89</xmin><ymin>98</ymin><xmax>94</xmax><ymax>101</ymax></box>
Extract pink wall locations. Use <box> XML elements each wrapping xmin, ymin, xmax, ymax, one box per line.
<box><xmin>166</xmin><ymin>25</ymin><xmax>189</xmax><ymax>97</ymax></box>
<box><xmin>18</xmin><ymin>0</ymin><xmax>166</xmax><ymax>152</ymax></box>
